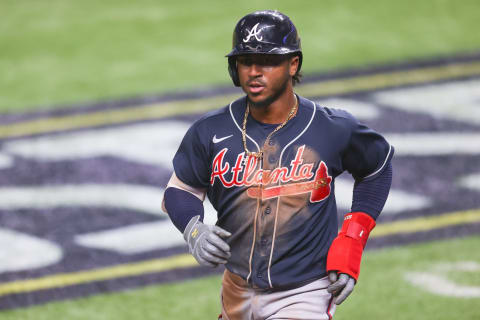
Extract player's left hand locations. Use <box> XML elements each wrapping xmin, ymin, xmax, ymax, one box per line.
<box><xmin>327</xmin><ymin>272</ymin><xmax>355</xmax><ymax>305</ymax></box>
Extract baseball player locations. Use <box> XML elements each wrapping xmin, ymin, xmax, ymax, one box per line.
<box><xmin>163</xmin><ymin>10</ymin><xmax>393</xmax><ymax>320</ymax></box>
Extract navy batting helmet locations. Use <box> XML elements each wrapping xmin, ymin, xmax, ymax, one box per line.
<box><xmin>226</xmin><ymin>10</ymin><xmax>303</xmax><ymax>87</ymax></box>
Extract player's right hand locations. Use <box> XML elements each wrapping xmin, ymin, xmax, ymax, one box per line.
<box><xmin>183</xmin><ymin>215</ymin><xmax>231</xmax><ymax>267</ymax></box>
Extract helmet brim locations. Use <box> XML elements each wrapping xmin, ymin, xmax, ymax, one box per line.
<box><xmin>226</xmin><ymin>43</ymin><xmax>301</xmax><ymax>57</ymax></box>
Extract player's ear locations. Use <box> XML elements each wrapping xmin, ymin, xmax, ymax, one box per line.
<box><xmin>289</xmin><ymin>55</ymin><xmax>300</xmax><ymax>77</ymax></box>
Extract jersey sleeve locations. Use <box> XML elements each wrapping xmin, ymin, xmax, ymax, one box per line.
<box><xmin>341</xmin><ymin>112</ymin><xmax>394</xmax><ymax>181</ymax></box>
<box><xmin>172</xmin><ymin>122</ymin><xmax>211</xmax><ymax>188</ymax></box>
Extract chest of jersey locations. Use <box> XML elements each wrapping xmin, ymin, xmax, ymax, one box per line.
<box><xmin>210</xmin><ymin>144</ymin><xmax>335</xmax><ymax>204</ymax></box>
<box><xmin>207</xmin><ymin>98</ymin><xmax>349</xmax><ymax>212</ymax></box>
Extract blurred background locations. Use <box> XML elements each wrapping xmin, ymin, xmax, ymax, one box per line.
<box><xmin>0</xmin><ymin>0</ymin><xmax>479</xmax><ymax>319</ymax></box>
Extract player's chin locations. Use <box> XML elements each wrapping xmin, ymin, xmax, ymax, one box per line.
<box><xmin>247</xmin><ymin>91</ymin><xmax>272</xmax><ymax>107</ymax></box>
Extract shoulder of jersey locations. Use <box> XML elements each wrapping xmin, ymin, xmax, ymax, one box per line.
<box><xmin>315</xmin><ymin>104</ymin><xmax>355</xmax><ymax>121</ymax></box>
<box><xmin>296</xmin><ymin>95</ymin><xmax>352</xmax><ymax>120</ymax></box>
<box><xmin>193</xmin><ymin>96</ymin><xmax>244</xmax><ymax>126</ymax></box>
<box><xmin>312</xmin><ymin>102</ymin><xmax>360</xmax><ymax>134</ymax></box>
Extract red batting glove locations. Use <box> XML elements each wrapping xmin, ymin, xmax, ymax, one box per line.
<box><xmin>326</xmin><ymin>212</ymin><xmax>376</xmax><ymax>281</ymax></box>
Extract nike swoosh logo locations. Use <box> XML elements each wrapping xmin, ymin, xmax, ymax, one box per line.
<box><xmin>212</xmin><ymin>134</ymin><xmax>233</xmax><ymax>144</ymax></box>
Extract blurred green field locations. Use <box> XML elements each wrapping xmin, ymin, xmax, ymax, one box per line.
<box><xmin>1</xmin><ymin>1</ymin><xmax>480</xmax><ymax>319</ymax></box>
<box><xmin>3</xmin><ymin>236</ymin><xmax>479</xmax><ymax>320</ymax></box>
<box><xmin>1</xmin><ymin>0</ymin><xmax>480</xmax><ymax>112</ymax></box>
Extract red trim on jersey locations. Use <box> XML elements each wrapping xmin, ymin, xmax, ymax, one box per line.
<box><xmin>327</xmin><ymin>294</ymin><xmax>335</xmax><ymax>320</ymax></box>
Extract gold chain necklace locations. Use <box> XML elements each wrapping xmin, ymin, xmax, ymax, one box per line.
<box><xmin>242</xmin><ymin>96</ymin><xmax>298</xmax><ymax>159</ymax></box>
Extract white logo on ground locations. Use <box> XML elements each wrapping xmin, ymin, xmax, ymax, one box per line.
<box><xmin>384</xmin><ymin>132</ymin><xmax>480</xmax><ymax>156</ymax></box>
<box><xmin>0</xmin><ymin>228</ymin><xmax>62</xmax><ymax>272</ymax></box>
<box><xmin>243</xmin><ymin>23</ymin><xmax>263</xmax><ymax>42</ymax></box>
<box><xmin>1</xmin><ymin>121</ymin><xmax>190</xmax><ymax>169</ymax></box>
<box><xmin>404</xmin><ymin>261</ymin><xmax>480</xmax><ymax>298</ymax></box>
<box><xmin>212</xmin><ymin>134</ymin><xmax>233</xmax><ymax>144</ymax></box>
<box><xmin>372</xmin><ymin>78</ymin><xmax>480</xmax><ymax>125</ymax></box>
<box><xmin>458</xmin><ymin>172</ymin><xmax>480</xmax><ymax>192</ymax></box>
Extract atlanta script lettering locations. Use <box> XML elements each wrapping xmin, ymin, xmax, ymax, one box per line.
<box><xmin>210</xmin><ymin>145</ymin><xmax>332</xmax><ymax>203</ymax></box>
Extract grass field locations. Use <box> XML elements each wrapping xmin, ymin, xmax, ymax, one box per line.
<box><xmin>1</xmin><ymin>0</ymin><xmax>480</xmax><ymax>111</ymax></box>
<box><xmin>1</xmin><ymin>1</ymin><xmax>480</xmax><ymax>319</ymax></box>
<box><xmin>2</xmin><ymin>236</ymin><xmax>479</xmax><ymax>320</ymax></box>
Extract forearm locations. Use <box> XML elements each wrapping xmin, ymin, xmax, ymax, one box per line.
<box><xmin>163</xmin><ymin>172</ymin><xmax>207</xmax><ymax>233</ymax></box>
<box><xmin>327</xmin><ymin>162</ymin><xmax>393</xmax><ymax>303</ymax></box>
<box><xmin>163</xmin><ymin>173</ymin><xmax>231</xmax><ymax>267</ymax></box>
<box><xmin>351</xmin><ymin>161</ymin><xmax>393</xmax><ymax>220</ymax></box>
<box><xmin>164</xmin><ymin>187</ymin><xmax>205</xmax><ymax>233</ymax></box>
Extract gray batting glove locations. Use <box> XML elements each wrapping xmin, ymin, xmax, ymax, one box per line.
<box><xmin>327</xmin><ymin>272</ymin><xmax>356</xmax><ymax>305</ymax></box>
<box><xmin>183</xmin><ymin>215</ymin><xmax>231</xmax><ymax>267</ymax></box>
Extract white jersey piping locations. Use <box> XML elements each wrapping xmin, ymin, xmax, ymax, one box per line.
<box><xmin>229</xmin><ymin>101</ymin><xmax>261</xmax><ymax>152</ymax></box>
<box><xmin>363</xmin><ymin>143</ymin><xmax>392</xmax><ymax>179</ymax></box>
<box><xmin>246</xmin><ymin>187</ymin><xmax>261</xmax><ymax>283</ymax></box>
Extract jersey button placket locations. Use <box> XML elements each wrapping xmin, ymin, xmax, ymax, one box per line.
<box><xmin>257</xmin><ymin>153</ymin><xmax>276</xmax><ymax>287</ymax></box>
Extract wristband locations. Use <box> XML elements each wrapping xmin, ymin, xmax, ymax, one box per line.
<box><xmin>342</xmin><ymin>212</ymin><xmax>376</xmax><ymax>247</ymax></box>
<box><xmin>326</xmin><ymin>212</ymin><xmax>376</xmax><ymax>281</ymax></box>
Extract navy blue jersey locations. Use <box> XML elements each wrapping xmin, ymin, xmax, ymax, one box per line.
<box><xmin>173</xmin><ymin>95</ymin><xmax>393</xmax><ymax>289</ymax></box>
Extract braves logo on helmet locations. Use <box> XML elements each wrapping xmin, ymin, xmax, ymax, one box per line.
<box><xmin>243</xmin><ymin>23</ymin><xmax>264</xmax><ymax>42</ymax></box>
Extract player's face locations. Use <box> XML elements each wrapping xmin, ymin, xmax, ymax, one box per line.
<box><xmin>236</xmin><ymin>54</ymin><xmax>299</xmax><ymax>107</ymax></box>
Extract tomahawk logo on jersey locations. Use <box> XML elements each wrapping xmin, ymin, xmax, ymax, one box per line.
<box><xmin>173</xmin><ymin>95</ymin><xmax>393</xmax><ymax>289</ymax></box>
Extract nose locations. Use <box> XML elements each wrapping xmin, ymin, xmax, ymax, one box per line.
<box><xmin>248</xmin><ymin>63</ymin><xmax>263</xmax><ymax>77</ymax></box>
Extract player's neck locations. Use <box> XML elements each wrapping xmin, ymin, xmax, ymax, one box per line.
<box><xmin>249</xmin><ymin>89</ymin><xmax>297</xmax><ymax>125</ymax></box>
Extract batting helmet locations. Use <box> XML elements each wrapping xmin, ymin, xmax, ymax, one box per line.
<box><xmin>226</xmin><ymin>10</ymin><xmax>303</xmax><ymax>87</ymax></box>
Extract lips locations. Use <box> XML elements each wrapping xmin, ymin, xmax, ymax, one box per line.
<box><xmin>247</xmin><ymin>81</ymin><xmax>265</xmax><ymax>94</ymax></box>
